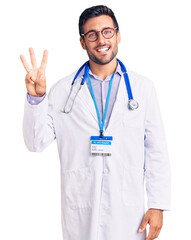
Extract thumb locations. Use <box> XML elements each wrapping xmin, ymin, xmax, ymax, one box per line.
<box><xmin>138</xmin><ymin>214</ymin><xmax>148</xmax><ymax>233</ymax></box>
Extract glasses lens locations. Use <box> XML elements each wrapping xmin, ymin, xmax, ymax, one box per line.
<box><xmin>103</xmin><ymin>28</ymin><xmax>114</xmax><ymax>39</ymax></box>
<box><xmin>87</xmin><ymin>31</ymin><xmax>97</xmax><ymax>41</ymax></box>
<box><xmin>85</xmin><ymin>28</ymin><xmax>116</xmax><ymax>42</ymax></box>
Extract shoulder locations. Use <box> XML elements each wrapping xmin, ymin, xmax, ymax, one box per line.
<box><xmin>126</xmin><ymin>68</ymin><xmax>156</xmax><ymax>98</ymax></box>
<box><xmin>50</xmin><ymin>71</ymin><xmax>77</xmax><ymax>92</ymax></box>
<box><xmin>47</xmin><ymin>70</ymin><xmax>82</xmax><ymax>109</ymax></box>
<box><xmin>123</xmin><ymin>68</ymin><xmax>158</xmax><ymax>105</ymax></box>
<box><xmin>49</xmin><ymin>70</ymin><xmax>78</xmax><ymax>96</ymax></box>
<box><xmin>127</xmin><ymin>68</ymin><xmax>154</xmax><ymax>88</ymax></box>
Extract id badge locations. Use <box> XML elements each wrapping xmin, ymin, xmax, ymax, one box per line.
<box><xmin>90</xmin><ymin>136</ymin><xmax>113</xmax><ymax>156</ymax></box>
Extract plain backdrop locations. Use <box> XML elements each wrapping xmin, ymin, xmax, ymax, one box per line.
<box><xmin>0</xmin><ymin>0</ymin><xmax>190</xmax><ymax>239</ymax></box>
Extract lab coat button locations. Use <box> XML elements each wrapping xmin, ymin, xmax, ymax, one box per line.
<box><xmin>103</xmin><ymin>169</ymin><xmax>109</xmax><ymax>174</ymax></box>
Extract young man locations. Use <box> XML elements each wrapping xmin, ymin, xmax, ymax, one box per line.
<box><xmin>20</xmin><ymin>5</ymin><xmax>171</xmax><ymax>240</ymax></box>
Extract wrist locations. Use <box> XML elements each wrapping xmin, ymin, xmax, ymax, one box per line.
<box><xmin>27</xmin><ymin>92</ymin><xmax>46</xmax><ymax>105</ymax></box>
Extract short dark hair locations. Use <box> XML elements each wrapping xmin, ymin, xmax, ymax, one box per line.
<box><xmin>79</xmin><ymin>5</ymin><xmax>119</xmax><ymax>36</ymax></box>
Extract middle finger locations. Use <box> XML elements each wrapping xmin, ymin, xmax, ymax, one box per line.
<box><xmin>29</xmin><ymin>47</ymin><xmax>37</xmax><ymax>70</ymax></box>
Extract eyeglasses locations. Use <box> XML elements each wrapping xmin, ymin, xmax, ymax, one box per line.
<box><xmin>81</xmin><ymin>27</ymin><xmax>118</xmax><ymax>42</ymax></box>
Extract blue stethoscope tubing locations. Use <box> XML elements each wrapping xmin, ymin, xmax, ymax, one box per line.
<box><xmin>70</xmin><ymin>58</ymin><xmax>139</xmax><ymax>110</ymax></box>
<box><xmin>116</xmin><ymin>58</ymin><xmax>133</xmax><ymax>100</ymax></box>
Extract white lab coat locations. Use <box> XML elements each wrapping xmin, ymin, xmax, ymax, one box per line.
<box><xmin>23</xmin><ymin>67</ymin><xmax>171</xmax><ymax>240</ymax></box>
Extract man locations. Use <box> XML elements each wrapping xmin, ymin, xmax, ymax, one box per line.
<box><xmin>20</xmin><ymin>5</ymin><xmax>171</xmax><ymax>240</ymax></box>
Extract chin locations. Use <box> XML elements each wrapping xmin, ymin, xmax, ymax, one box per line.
<box><xmin>91</xmin><ymin>53</ymin><xmax>116</xmax><ymax>66</ymax></box>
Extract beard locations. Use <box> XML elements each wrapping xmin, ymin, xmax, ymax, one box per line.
<box><xmin>85</xmin><ymin>44</ymin><xmax>118</xmax><ymax>65</ymax></box>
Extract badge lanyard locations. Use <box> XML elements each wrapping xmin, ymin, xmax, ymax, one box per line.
<box><xmin>86</xmin><ymin>65</ymin><xmax>115</xmax><ymax>138</ymax></box>
<box><xmin>62</xmin><ymin>60</ymin><xmax>139</xmax><ymax>156</ymax></box>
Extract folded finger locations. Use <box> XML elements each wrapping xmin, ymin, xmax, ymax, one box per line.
<box><xmin>20</xmin><ymin>55</ymin><xmax>31</xmax><ymax>73</ymax></box>
<box><xmin>29</xmin><ymin>47</ymin><xmax>37</xmax><ymax>70</ymax></box>
<box><xmin>26</xmin><ymin>77</ymin><xmax>35</xmax><ymax>85</ymax></box>
<box><xmin>26</xmin><ymin>72</ymin><xmax>36</xmax><ymax>83</ymax></box>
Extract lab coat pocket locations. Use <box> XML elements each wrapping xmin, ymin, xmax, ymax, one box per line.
<box><xmin>62</xmin><ymin>167</ymin><xmax>93</xmax><ymax>209</ymax></box>
<box><xmin>122</xmin><ymin>107</ymin><xmax>144</xmax><ymax>129</ymax></box>
<box><xmin>122</xmin><ymin>167</ymin><xmax>144</xmax><ymax>207</ymax></box>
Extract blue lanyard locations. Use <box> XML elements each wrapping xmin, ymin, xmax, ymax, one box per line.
<box><xmin>87</xmin><ymin>65</ymin><xmax>115</xmax><ymax>138</ymax></box>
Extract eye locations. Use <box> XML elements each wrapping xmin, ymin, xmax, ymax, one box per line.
<box><xmin>87</xmin><ymin>31</ymin><xmax>97</xmax><ymax>39</ymax></box>
<box><xmin>103</xmin><ymin>29</ymin><xmax>112</xmax><ymax>36</ymax></box>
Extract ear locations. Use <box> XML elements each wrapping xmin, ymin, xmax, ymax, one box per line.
<box><xmin>80</xmin><ymin>37</ymin><xmax>86</xmax><ymax>50</ymax></box>
<box><xmin>116</xmin><ymin>30</ymin><xmax>121</xmax><ymax>44</ymax></box>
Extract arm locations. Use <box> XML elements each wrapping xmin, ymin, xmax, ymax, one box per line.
<box><xmin>23</xmin><ymin>90</ymin><xmax>55</xmax><ymax>152</ymax></box>
<box><xmin>27</xmin><ymin>92</ymin><xmax>46</xmax><ymax>105</ymax></box>
<box><xmin>139</xmin><ymin>82</ymin><xmax>171</xmax><ymax>239</ymax></box>
<box><xmin>21</xmin><ymin>48</ymin><xmax>56</xmax><ymax>152</ymax></box>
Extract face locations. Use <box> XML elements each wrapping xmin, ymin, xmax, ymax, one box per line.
<box><xmin>80</xmin><ymin>15</ymin><xmax>121</xmax><ymax>65</ymax></box>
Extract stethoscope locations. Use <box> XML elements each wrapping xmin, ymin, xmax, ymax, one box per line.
<box><xmin>63</xmin><ymin>59</ymin><xmax>139</xmax><ymax>113</ymax></box>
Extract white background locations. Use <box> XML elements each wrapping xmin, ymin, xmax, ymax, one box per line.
<box><xmin>0</xmin><ymin>0</ymin><xmax>190</xmax><ymax>239</ymax></box>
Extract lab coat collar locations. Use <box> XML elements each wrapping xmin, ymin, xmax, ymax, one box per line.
<box><xmin>78</xmin><ymin>61</ymin><xmax>122</xmax><ymax>81</ymax></box>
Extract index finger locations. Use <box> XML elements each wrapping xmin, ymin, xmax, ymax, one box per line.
<box><xmin>40</xmin><ymin>49</ymin><xmax>48</xmax><ymax>71</ymax></box>
<box><xmin>20</xmin><ymin>54</ymin><xmax>31</xmax><ymax>73</ymax></box>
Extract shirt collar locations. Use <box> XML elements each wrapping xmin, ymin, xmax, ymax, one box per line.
<box><xmin>78</xmin><ymin>61</ymin><xmax>122</xmax><ymax>82</ymax></box>
<box><xmin>89</xmin><ymin>62</ymin><xmax>122</xmax><ymax>82</ymax></box>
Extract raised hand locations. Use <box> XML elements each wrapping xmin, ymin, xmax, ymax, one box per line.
<box><xmin>20</xmin><ymin>48</ymin><xmax>48</xmax><ymax>97</ymax></box>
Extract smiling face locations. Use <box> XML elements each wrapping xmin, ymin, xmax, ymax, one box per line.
<box><xmin>80</xmin><ymin>15</ymin><xmax>121</xmax><ymax>66</ymax></box>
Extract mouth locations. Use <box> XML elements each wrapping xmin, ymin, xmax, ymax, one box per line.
<box><xmin>96</xmin><ymin>46</ymin><xmax>110</xmax><ymax>53</ymax></box>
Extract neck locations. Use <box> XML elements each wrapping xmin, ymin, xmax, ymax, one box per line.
<box><xmin>89</xmin><ymin>58</ymin><xmax>118</xmax><ymax>80</ymax></box>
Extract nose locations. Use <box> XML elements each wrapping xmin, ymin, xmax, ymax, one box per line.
<box><xmin>96</xmin><ymin>32</ymin><xmax>106</xmax><ymax>44</ymax></box>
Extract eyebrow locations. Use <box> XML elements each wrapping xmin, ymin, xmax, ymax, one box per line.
<box><xmin>85</xmin><ymin>29</ymin><xmax>96</xmax><ymax>34</ymax></box>
<box><xmin>84</xmin><ymin>27</ymin><xmax>112</xmax><ymax>35</ymax></box>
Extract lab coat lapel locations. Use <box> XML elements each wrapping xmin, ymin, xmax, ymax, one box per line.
<box><xmin>74</xmin><ymin>74</ymin><xmax>127</xmax><ymax>131</ymax></box>
<box><xmin>76</xmin><ymin>79</ymin><xmax>98</xmax><ymax>123</ymax></box>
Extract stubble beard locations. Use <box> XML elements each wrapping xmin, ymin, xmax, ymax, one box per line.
<box><xmin>87</xmin><ymin>51</ymin><xmax>116</xmax><ymax>65</ymax></box>
<box><xmin>85</xmin><ymin>44</ymin><xmax>118</xmax><ymax>66</ymax></box>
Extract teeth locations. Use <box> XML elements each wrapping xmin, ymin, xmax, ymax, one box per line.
<box><xmin>98</xmin><ymin>48</ymin><xmax>109</xmax><ymax>52</ymax></box>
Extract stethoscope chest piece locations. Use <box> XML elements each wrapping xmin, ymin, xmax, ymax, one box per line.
<box><xmin>128</xmin><ymin>99</ymin><xmax>139</xmax><ymax>110</ymax></box>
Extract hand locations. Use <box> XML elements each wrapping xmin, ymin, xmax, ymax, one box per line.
<box><xmin>20</xmin><ymin>48</ymin><xmax>48</xmax><ymax>97</ymax></box>
<box><xmin>138</xmin><ymin>209</ymin><xmax>163</xmax><ymax>240</ymax></box>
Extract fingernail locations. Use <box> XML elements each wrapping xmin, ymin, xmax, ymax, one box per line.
<box><xmin>138</xmin><ymin>228</ymin><xmax>143</xmax><ymax>233</ymax></box>
<box><xmin>31</xmin><ymin>76</ymin><xmax>36</xmax><ymax>81</ymax></box>
<box><xmin>40</xmin><ymin>75</ymin><xmax>43</xmax><ymax>80</ymax></box>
